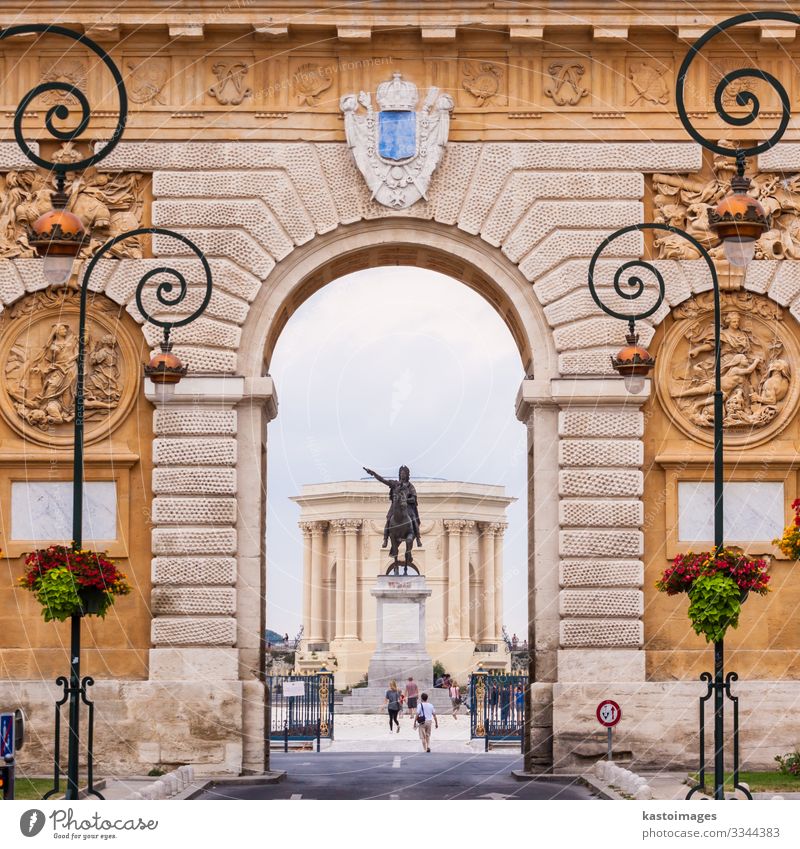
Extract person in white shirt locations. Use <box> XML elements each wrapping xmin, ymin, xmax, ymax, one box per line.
<box><xmin>415</xmin><ymin>692</ymin><xmax>438</xmax><ymax>752</ymax></box>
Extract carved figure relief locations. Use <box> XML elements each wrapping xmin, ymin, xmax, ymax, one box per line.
<box><xmin>656</xmin><ymin>292</ymin><xmax>800</xmax><ymax>448</ymax></box>
<box><xmin>127</xmin><ymin>58</ymin><xmax>169</xmax><ymax>105</ymax></box>
<box><xmin>0</xmin><ymin>290</ymin><xmax>138</xmax><ymax>447</ymax></box>
<box><xmin>209</xmin><ymin>62</ymin><xmax>252</xmax><ymax>105</ymax></box>
<box><xmin>462</xmin><ymin>61</ymin><xmax>503</xmax><ymax>106</ymax></box>
<box><xmin>710</xmin><ymin>59</ymin><xmax>762</xmax><ymax>113</ymax></box>
<box><xmin>38</xmin><ymin>58</ymin><xmax>87</xmax><ymax>106</ymax></box>
<box><xmin>293</xmin><ymin>63</ymin><xmax>333</xmax><ymax>106</ymax></box>
<box><xmin>0</xmin><ymin>143</ymin><xmax>144</xmax><ymax>260</ymax></box>
<box><xmin>628</xmin><ymin>61</ymin><xmax>669</xmax><ymax>105</ymax></box>
<box><xmin>340</xmin><ymin>73</ymin><xmax>454</xmax><ymax>209</ymax></box>
<box><xmin>652</xmin><ymin>140</ymin><xmax>800</xmax><ymax>261</ymax></box>
<box><xmin>544</xmin><ymin>62</ymin><xmax>589</xmax><ymax>106</ymax></box>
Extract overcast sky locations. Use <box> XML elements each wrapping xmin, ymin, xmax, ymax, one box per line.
<box><xmin>266</xmin><ymin>267</ymin><xmax>528</xmax><ymax>638</ymax></box>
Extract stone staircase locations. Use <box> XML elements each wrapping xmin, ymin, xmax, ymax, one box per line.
<box><xmin>338</xmin><ymin>685</ymin><xmax>458</xmax><ymax>715</ymax></box>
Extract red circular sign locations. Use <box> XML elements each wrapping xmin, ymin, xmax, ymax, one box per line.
<box><xmin>596</xmin><ymin>700</ymin><xmax>622</xmax><ymax>727</ymax></box>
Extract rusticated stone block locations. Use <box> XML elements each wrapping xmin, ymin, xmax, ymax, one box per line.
<box><xmin>151</xmin><ymin>617</ymin><xmax>237</xmax><ymax>646</ymax></box>
<box><xmin>152</xmin><ymin>497</ymin><xmax>237</xmax><ymax>525</ymax></box>
<box><xmin>151</xmin><ymin>587</ymin><xmax>236</xmax><ymax>616</ymax></box>
<box><xmin>558</xmin><ymin>349</ymin><xmax>618</xmax><ymax>376</ymax></box>
<box><xmin>560</xmin><ymin>529</ymin><xmax>643</xmax><ymax>557</ymax></box>
<box><xmin>559</xmin><ymin>439</ymin><xmax>643</xmax><ymax>468</ymax></box>
<box><xmin>559</xmin><ymin>559</ymin><xmax>644</xmax><ymax>587</ymax></box>
<box><xmin>152</xmin><ymin>528</ymin><xmax>236</xmax><ymax>556</ymax></box>
<box><xmin>559</xmin><ymin>469</ymin><xmax>642</xmax><ymax>497</ymax></box>
<box><xmin>553</xmin><ymin>316</ymin><xmax>654</xmax><ymax>353</ymax></box>
<box><xmin>152</xmin><ymin>468</ymin><xmax>236</xmax><ymax>496</ymax></box>
<box><xmin>559</xmin><ymin>500</ymin><xmax>643</xmax><ymax>528</ymax></box>
<box><xmin>559</xmin><ymin>589</ymin><xmax>643</xmax><ymax>618</ymax></box>
<box><xmin>560</xmin><ymin>619</ymin><xmax>643</xmax><ymax>647</ymax></box>
<box><xmin>154</xmin><ymin>170</ymin><xmax>317</xmax><ymax>246</ymax></box>
<box><xmin>152</xmin><ymin>557</ymin><xmax>237</xmax><ymax>585</ymax></box>
<box><xmin>153</xmin><ymin>438</ymin><xmax>237</xmax><ymax>466</ymax></box>
<box><xmin>154</xmin><ymin>409</ymin><xmax>237</xmax><ymax>436</ymax></box>
<box><xmin>559</xmin><ymin>409</ymin><xmax>643</xmax><ymax>438</ymax></box>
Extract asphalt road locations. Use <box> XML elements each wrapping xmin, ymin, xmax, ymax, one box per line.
<box><xmin>197</xmin><ymin>753</ymin><xmax>597</xmax><ymax>800</ymax></box>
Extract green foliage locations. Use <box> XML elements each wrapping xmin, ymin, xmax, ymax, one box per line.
<box><xmin>147</xmin><ymin>767</ymin><xmax>166</xmax><ymax>777</ymax></box>
<box><xmin>775</xmin><ymin>749</ymin><xmax>800</xmax><ymax>776</ymax></box>
<box><xmin>34</xmin><ymin>567</ymin><xmax>82</xmax><ymax>623</ymax></box>
<box><xmin>433</xmin><ymin>660</ymin><xmax>446</xmax><ymax>680</ymax></box>
<box><xmin>687</xmin><ymin>573</ymin><xmax>742</xmax><ymax>643</ymax></box>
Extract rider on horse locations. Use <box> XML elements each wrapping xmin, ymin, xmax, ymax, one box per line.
<box><xmin>363</xmin><ymin>465</ymin><xmax>422</xmax><ymax>547</ymax></box>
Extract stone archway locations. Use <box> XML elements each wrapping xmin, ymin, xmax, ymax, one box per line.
<box><xmin>237</xmin><ymin>217</ymin><xmax>560</xmax><ymax>766</ymax></box>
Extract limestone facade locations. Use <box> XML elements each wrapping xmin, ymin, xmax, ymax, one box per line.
<box><xmin>0</xmin><ymin>2</ymin><xmax>800</xmax><ymax>775</ymax></box>
<box><xmin>292</xmin><ymin>480</ymin><xmax>513</xmax><ymax>687</ymax></box>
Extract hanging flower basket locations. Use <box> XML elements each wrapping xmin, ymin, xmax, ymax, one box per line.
<box><xmin>773</xmin><ymin>498</ymin><xmax>800</xmax><ymax>560</ymax></box>
<box><xmin>17</xmin><ymin>544</ymin><xmax>131</xmax><ymax>622</ymax></box>
<box><xmin>656</xmin><ymin>546</ymin><xmax>770</xmax><ymax>643</ymax></box>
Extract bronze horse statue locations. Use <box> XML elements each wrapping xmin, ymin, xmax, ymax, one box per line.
<box><xmin>386</xmin><ymin>484</ymin><xmax>419</xmax><ymax>575</ymax></box>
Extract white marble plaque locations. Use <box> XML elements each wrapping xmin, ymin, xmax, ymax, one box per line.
<box><xmin>382</xmin><ymin>601</ymin><xmax>419</xmax><ymax>644</ymax></box>
<box><xmin>11</xmin><ymin>481</ymin><xmax>117</xmax><ymax>543</ymax></box>
<box><xmin>678</xmin><ymin>481</ymin><xmax>784</xmax><ymax>543</ymax></box>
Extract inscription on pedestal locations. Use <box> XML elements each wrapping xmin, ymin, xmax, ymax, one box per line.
<box><xmin>382</xmin><ymin>601</ymin><xmax>420</xmax><ymax>644</ymax></box>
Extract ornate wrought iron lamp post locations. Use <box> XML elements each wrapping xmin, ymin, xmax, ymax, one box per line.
<box><xmin>0</xmin><ymin>25</ymin><xmax>212</xmax><ymax>800</ymax></box>
<box><xmin>586</xmin><ymin>11</ymin><xmax>800</xmax><ymax>801</ymax></box>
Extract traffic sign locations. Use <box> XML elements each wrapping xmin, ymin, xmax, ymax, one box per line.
<box><xmin>596</xmin><ymin>699</ymin><xmax>622</xmax><ymax>727</ymax></box>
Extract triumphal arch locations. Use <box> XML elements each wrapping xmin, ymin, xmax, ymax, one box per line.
<box><xmin>1</xmin><ymin>2</ymin><xmax>800</xmax><ymax>775</ymax></box>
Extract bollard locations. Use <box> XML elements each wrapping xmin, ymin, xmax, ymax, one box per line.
<box><xmin>284</xmin><ymin>721</ymin><xmax>289</xmax><ymax>753</ymax></box>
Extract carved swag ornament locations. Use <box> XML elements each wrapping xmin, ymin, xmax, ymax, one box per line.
<box><xmin>656</xmin><ymin>292</ymin><xmax>800</xmax><ymax>447</ymax></box>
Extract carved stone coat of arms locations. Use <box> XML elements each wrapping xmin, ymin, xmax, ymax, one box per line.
<box><xmin>340</xmin><ymin>73</ymin><xmax>454</xmax><ymax>209</ymax></box>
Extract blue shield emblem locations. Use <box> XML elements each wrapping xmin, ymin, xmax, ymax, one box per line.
<box><xmin>378</xmin><ymin>111</ymin><xmax>416</xmax><ymax>161</ymax></box>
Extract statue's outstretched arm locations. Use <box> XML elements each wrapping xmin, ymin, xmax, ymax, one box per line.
<box><xmin>363</xmin><ymin>466</ymin><xmax>391</xmax><ymax>487</ymax></box>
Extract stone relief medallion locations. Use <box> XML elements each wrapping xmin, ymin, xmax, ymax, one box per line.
<box><xmin>656</xmin><ymin>292</ymin><xmax>800</xmax><ymax>448</ymax></box>
<box><xmin>0</xmin><ymin>290</ymin><xmax>140</xmax><ymax>448</ymax></box>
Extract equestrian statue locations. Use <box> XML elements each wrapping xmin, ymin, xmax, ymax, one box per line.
<box><xmin>363</xmin><ymin>465</ymin><xmax>422</xmax><ymax>575</ymax></box>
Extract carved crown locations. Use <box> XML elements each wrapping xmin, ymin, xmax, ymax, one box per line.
<box><xmin>376</xmin><ymin>73</ymin><xmax>418</xmax><ymax>111</ymax></box>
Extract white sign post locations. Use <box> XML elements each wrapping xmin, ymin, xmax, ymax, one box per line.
<box><xmin>596</xmin><ymin>699</ymin><xmax>622</xmax><ymax>761</ymax></box>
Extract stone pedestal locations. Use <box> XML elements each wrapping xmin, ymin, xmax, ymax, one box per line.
<box><xmin>367</xmin><ymin>574</ymin><xmax>433</xmax><ymax>689</ymax></box>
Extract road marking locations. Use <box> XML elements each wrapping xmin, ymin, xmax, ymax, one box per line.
<box><xmin>392</xmin><ymin>756</ymin><xmax>402</xmax><ymax>769</ymax></box>
<box><xmin>290</xmin><ymin>794</ymin><xmax>303</xmax><ymax>800</ymax></box>
<box><xmin>480</xmin><ymin>792</ymin><xmax>513</xmax><ymax>800</ymax></box>
<box><xmin>390</xmin><ymin>794</ymin><xmax>400</xmax><ymax>800</ymax></box>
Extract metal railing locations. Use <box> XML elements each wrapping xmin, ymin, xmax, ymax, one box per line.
<box><xmin>266</xmin><ymin>672</ymin><xmax>334</xmax><ymax>752</ymax></box>
<box><xmin>469</xmin><ymin>672</ymin><xmax>527</xmax><ymax>751</ymax></box>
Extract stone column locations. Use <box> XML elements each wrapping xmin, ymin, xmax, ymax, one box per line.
<box><xmin>460</xmin><ymin>521</ymin><xmax>475</xmax><ymax>639</ymax></box>
<box><xmin>300</xmin><ymin>522</ymin><xmax>314</xmax><ymax>640</ymax></box>
<box><xmin>479</xmin><ymin>523</ymin><xmax>496</xmax><ymax>642</ymax></box>
<box><xmin>343</xmin><ymin>519</ymin><xmax>362</xmax><ymax>639</ymax></box>
<box><xmin>443</xmin><ymin>520</ymin><xmax>463</xmax><ymax>640</ymax></box>
<box><xmin>493</xmin><ymin>522</ymin><xmax>507</xmax><ymax>641</ymax></box>
<box><xmin>331</xmin><ymin>520</ymin><xmax>347</xmax><ymax>641</ymax></box>
<box><xmin>308</xmin><ymin>521</ymin><xmax>328</xmax><ymax>642</ymax></box>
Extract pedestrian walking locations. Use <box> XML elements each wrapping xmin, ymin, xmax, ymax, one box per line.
<box><xmin>385</xmin><ymin>679</ymin><xmax>402</xmax><ymax>732</ymax></box>
<box><xmin>415</xmin><ymin>692</ymin><xmax>438</xmax><ymax>752</ymax></box>
<box><xmin>449</xmin><ymin>679</ymin><xmax>461</xmax><ymax>719</ymax></box>
<box><xmin>405</xmin><ymin>676</ymin><xmax>419</xmax><ymax>717</ymax></box>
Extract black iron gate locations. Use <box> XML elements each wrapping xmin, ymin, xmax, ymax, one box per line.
<box><xmin>267</xmin><ymin>672</ymin><xmax>334</xmax><ymax>750</ymax></box>
<box><xmin>469</xmin><ymin>672</ymin><xmax>526</xmax><ymax>750</ymax></box>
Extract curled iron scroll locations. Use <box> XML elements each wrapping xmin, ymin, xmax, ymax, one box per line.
<box><xmin>0</xmin><ymin>24</ymin><xmax>128</xmax><ymax>173</ymax></box>
<box><xmin>676</xmin><ymin>11</ymin><xmax>799</xmax><ymax>160</ymax></box>
<box><xmin>588</xmin><ymin>224</ymin><xmax>719</xmax><ymax>326</ymax></box>
<box><xmin>82</xmin><ymin>228</ymin><xmax>212</xmax><ymax>345</ymax></box>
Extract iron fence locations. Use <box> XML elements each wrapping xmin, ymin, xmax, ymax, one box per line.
<box><xmin>469</xmin><ymin>672</ymin><xmax>527</xmax><ymax>751</ymax></box>
<box><xmin>267</xmin><ymin>672</ymin><xmax>334</xmax><ymax>751</ymax></box>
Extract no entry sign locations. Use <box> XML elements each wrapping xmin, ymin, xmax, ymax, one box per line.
<box><xmin>596</xmin><ymin>699</ymin><xmax>622</xmax><ymax>727</ymax></box>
